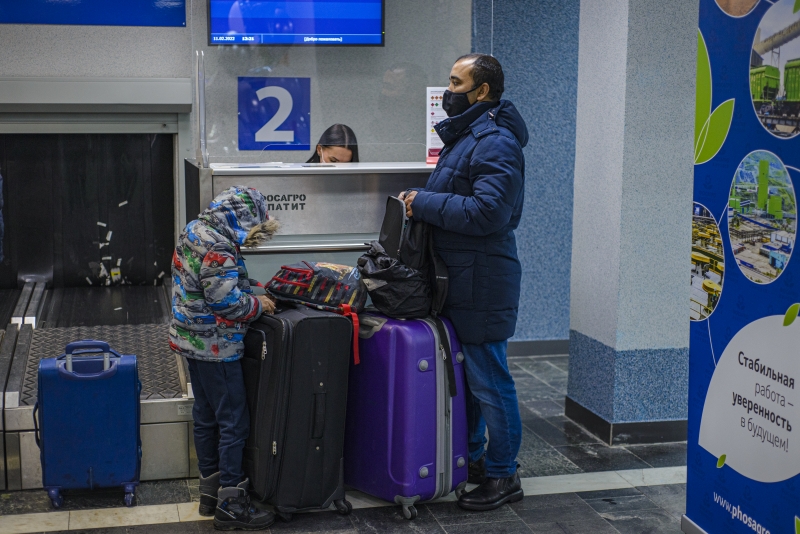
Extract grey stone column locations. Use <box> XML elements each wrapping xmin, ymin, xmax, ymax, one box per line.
<box><xmin>472</xmin><ymin>0</ymin><xmax>581</xmax><ymax>349</ymax></box>
<box><xmin>566</xmin><ymin>0</ymin><xmax>698</xmax><ymax>444</ymax></box>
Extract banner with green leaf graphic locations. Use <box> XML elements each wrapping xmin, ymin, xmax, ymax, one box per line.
<box><xmin>686</xmin><ymin>1</ymin><xmax>800</xmax><ymax>533</ymax></box>
<box><xmin>694</xmin><ymin>30</ymin><xmax>735</xmax><ymax>165</ymax></box>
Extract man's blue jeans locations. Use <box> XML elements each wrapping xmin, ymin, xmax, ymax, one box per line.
<box><xmin>462</xmin><ymin>340</ymin><xmax>521</xmax><ymax>478</ymax></box>
<box><xmin>187</xmin><ymin>358</ymin><xmax>250</xmax><ymax>488</ymax></box>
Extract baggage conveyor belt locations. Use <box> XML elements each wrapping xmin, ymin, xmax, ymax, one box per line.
<box><xmin>0</xmin><ymin>289</ymin><xmax>21</xmax><ymax>327</ymax></box>
<box><xmin>1</xmin><ymin>285</ymin><xmax>197</xmax><ymax>491</ymax></box>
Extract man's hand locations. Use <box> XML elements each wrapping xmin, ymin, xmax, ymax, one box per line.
<box><xmin>257</xmin><ymin>294</ymin><xmax>276</xmax><ymax>315</ymax></box>
<box><xmin>404</xmin><ymin>190</ymin><xmax>418</xmax><ymax>218</ymax></box>
<box><xmin>398</xmin><ymin>191</ymin><xmax>406</xmax><ymax>201</ymax></box>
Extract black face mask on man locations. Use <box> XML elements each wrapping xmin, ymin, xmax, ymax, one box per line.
<box><xmin>441</xmin><ymin>85</ymin><xmax>480</xmax><ymax>118</ymax></box>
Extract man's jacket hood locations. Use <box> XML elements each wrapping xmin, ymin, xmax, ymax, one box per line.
<box><xmin>435</xmin><ymin>99</ymin><xmax>529</xmax><ymax>148</ymax></box>
<box><xmin>199</xmin><ymin>186</ymin><xmax>269</xmax><ymax>246</ymax></box>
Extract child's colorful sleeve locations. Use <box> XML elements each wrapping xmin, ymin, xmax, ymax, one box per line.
<box><xmin>200</xmin><ymin>243</ymin><xmax>262</xmax><ymax>322</ymax></box>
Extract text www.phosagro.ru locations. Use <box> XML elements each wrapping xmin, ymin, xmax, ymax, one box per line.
<box><xmin>713</xmin><ymin>492</ymin><xmax>770</xmax><ymax>534</ymax></box>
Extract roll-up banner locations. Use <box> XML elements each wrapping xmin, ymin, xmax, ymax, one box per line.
<box><xmin>686</xmin><ymin>1</ymin><xmax>800</xmax><ymax>533</ymax></box>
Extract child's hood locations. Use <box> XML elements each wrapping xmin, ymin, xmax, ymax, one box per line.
<box><xmin>198</xmin><ymin>186</ymin><xmax>269</xmax><ymax>246</ymax></box>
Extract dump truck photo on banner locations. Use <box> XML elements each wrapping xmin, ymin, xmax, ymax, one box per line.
<box><xmin>686</xmin><ymin>1</ymin><xmax>800</xmax><ymax>534</ymax></box>
<box><xmin>750</xmin><ymin>0</ymin><xmax>800</xmax><ymax>139</ymax></box>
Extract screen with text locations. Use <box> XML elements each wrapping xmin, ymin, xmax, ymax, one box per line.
<box><xmin>209</xmin><ymin>0</ymin><xmax>384</xmax><ymax>45</ymax></box>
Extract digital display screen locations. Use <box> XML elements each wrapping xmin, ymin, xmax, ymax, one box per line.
<box><xmin>0</xmin><ymin>0</ymin><xmax>186</xmax><ymax>27</ymax></box>
<box><xmin>208</xmin><ymin>0</ymin><xmax>384</xmax><ymax>46</ymax></box>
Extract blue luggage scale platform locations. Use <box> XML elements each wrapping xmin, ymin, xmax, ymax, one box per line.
<box><xmin>36</xmin><ymin>340</ymin><xmax>141</xmax><ymax>508</ymax></box>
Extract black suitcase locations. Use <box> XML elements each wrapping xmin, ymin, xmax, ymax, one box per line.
<box><xmin>241</xmin><ymin>304</ymin><xmax>353</xmax><ymax>520</ymax></box>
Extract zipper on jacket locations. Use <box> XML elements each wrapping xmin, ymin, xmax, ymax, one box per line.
<box><xmin>272</xmin><ymin>441</ymin><xmax>277</xmax><ymax>455</ymax></box>
<box><xmin>261</xmin><ymin>340</ymin><xmax>267</xmax><ymax>360</ymax></box>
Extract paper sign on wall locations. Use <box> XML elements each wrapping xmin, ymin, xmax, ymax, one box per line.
<box><xmin>426</xmin><ymin>87</ymin><xmax>447</xmax><ymax>164</ymax></box>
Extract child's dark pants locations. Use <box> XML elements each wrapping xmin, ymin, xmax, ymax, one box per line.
<box><xmin>186</xmin><ymin>358</ymin><xmax>250</xmax><ymax>488</ymax></box>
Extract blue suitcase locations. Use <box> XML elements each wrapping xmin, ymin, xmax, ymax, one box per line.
<box><xmin>35</xmin><ymin>340</ymin><xmax>142</xmax><ymax>508</ymax></box>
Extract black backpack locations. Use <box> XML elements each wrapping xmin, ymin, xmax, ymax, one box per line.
<box><xmin>357</xmin><ymin>196</ymin><xmax>448</xmax><ymax>319</ymax></box>
<box><xmin>357</xmin><ymin>196</ymin><xmax>457</xmax><ymax>396</ymax></box>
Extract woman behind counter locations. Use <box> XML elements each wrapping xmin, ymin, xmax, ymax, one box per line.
<box><xmin>307</xmin><ymin>124</ymin><xmax>359</xmax><ymax>163</ymax></box>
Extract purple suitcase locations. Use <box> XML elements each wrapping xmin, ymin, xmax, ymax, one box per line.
<box><xmin>343</xmin><ymin>312</ymin><xmax>468</xmax><ymax>519</ymax></box>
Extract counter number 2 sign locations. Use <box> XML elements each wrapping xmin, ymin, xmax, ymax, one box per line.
<box><xmin>238</xmin><ymin>77</ymin><xmax>310</xmax><ymax>151</ymax></box>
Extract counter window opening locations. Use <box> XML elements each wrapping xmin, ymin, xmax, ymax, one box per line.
<box><xmin>307</xmin><ymin>124</ymin><xmax>359</xmax><ymax>164</ymax></box>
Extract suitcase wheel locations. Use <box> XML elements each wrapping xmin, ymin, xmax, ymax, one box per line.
<box><xmin>334</xmin><ymin>499</ymin><xmax>352</xmax><ymax>516</ymax></box>
<box><xmin>123</xmin><ymin>484</ymin><xmax>137</xmax><ymax>507</ymax></box>
<box><xmin>402</xmin><ymin>504</ymin><xmax>417</xmax><ymax>520</ymax></box>
<box><xmin>276</xmin><ymin>511</ymin><xmax>293</xmax><ymax>522</ymax></box>
<box><xmin>47</xmin><ymin>489</ymin><xmax>63</xmax><ymax>509</ymax></box>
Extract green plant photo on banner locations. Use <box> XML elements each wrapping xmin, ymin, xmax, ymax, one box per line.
<box><xmin>695</xmin><ymin>29</ymin><xmax>735</xmax><ymax>165</ymax></box>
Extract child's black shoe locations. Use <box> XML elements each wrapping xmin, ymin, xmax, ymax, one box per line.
<box><xmin>214</xmin><ymin>479</ymin><xmax>274</xmax><ymax>531</ymax></box>
<box><xmin>198</xmin><ymin>471</ymin><xmax>220</xmax><ymax>516</ymax></box>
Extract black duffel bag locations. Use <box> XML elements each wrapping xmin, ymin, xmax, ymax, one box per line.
<box><xmin>357</xmin><ymin>240</ymin><xmax>430</xmax><ymax>318</ymax></box>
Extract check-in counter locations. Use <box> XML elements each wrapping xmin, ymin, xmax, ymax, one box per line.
<box><xmin>185</xmin><ymin>160</ymin><xmax>435</xmax><ymax>281</ymax></box>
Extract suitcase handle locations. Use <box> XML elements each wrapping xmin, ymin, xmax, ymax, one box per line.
<box><xmin>59</xmin><ymin>340</ymin><xmax>118</xmax><ymax>373</ymax></box>
<box><xmin>33</xmin><ymin>402</ymin><xmax>40</xmax><ymax>448</ymax></box>
<box><xmin>431</xmin><ymin>316</ymin><xmax>457</xmax><ymax>398</ymax></box>
<box><xmin>358</xmin><ymin>315</ymin><xmax>386</xmax><ymax>339</ymax></box>
<box><xmin>65</xmin><ymin>340</ymin><xmax>111</xmax><ymax>354</ymax></box>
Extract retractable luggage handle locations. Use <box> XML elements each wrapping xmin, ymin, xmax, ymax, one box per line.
<box><xmin>432</xmin><ymin>315</ymin><xmax>457</xmax><ymax>398</ymax></box>
<box><xmin>61</xmin><ymin>340</ymin><xmax>115</xmax><ymax>372</ymax></box>
<box><xmin>427</xmin><ymin>224</ymin><xmax>457</xmax><ymax>398</ymax></box>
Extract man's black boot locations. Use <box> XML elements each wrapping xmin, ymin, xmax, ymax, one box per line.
<box><xmin>198</xmin><ymin>471</ymin><xmax>220</xmax><ymax>516</ymax></box>
<box><xmin>214</xmin><ymin>479</ymin><xmax>274</xmax><ymax>531</ymax></box>
<box><xmin>468</xmin><ymin>456</ymin><xmax>486</xmax><ymax>485</ymax></box>
<box><xmin>457</xmin><ymin>470</ymin><xmax>523</xmax><ymax>511</ymax></box>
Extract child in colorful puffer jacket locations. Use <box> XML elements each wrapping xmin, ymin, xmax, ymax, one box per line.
<box><xmin>170</xmin><ymin>186</ymin><xmax>279</xmax><ymax>531</ymax></box>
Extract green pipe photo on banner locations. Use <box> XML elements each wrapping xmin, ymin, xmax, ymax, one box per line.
<box><xmin>728</xmin><ymin>151</ymin><xmax>797</xmax><ymax>284</ymax></box>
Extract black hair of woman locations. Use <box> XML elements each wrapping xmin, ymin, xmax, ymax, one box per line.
<box><xmin>306</xmin><ymin>124</ymin><xmax>359</xmax><ymax>163</ymax></box>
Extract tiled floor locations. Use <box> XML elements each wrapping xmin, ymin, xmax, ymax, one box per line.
<box><xmin>0</xmin><ymin>354</ymin><xmax>689</xmax><ymax>533</ymax></box>
<box><xmin>1</xmin><ymin>483</ymin><xmax>687</xmax><ymax>533</ymax></box>
<box><xmin>510</xmin><ymin>356</ymin><xmax>687</xmax><ymax>479</ymax></box>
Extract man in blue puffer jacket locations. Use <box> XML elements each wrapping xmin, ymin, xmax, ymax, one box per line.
<box><xmin>402</xmin><ymin>54</ymin><xmax>528</xmax><ymax>511</ymax></box>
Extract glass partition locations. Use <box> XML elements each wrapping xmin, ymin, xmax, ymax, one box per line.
<box><xmin>187</xmin><ymin>0</ymin><xmax>474</xmax><ymax>164</ymax></box>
